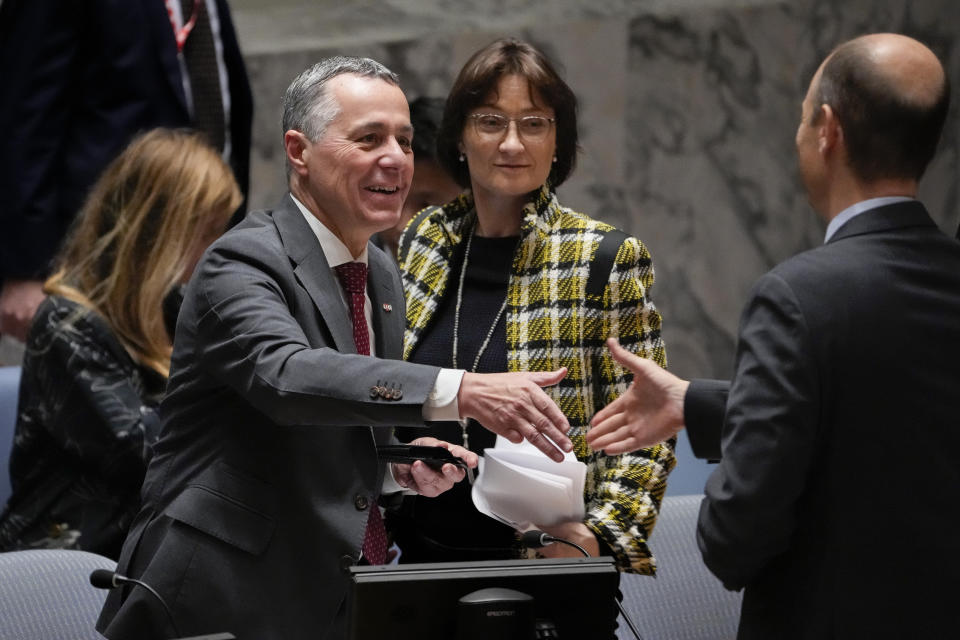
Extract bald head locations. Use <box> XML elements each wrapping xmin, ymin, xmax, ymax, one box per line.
<box><xmin>829</xmin><ymin>34</ymin><xmax>947</xmax><ymax>114</ymax></box>
<box><xmin>812</xmin><ymin>33</ymin><xmax>950</xmax><ymax>182</ymax></box>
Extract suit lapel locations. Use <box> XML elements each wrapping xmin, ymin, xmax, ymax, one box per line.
<box><xmin>274</xmin><ymin>195</ymin><xmax>356</xmax><ymax>354</ymax></box>
<box><xmin>367</xmin><ymin>250</ymin><xmax>401</xmax><ymax>448</ymax></box>
<box><xmin>367</xmin><ymin>247</ymin><xmax>403</xmax><ymax>360</ymax></box>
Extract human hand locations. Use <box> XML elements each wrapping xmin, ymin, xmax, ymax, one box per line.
<box><xmin>0</xmin><ymin>279</ymin><xmax>45</xmax><ymax>341</ymax></box>
<box><xmin>586</xmin><ymin>338</ymin><xmax>689</xmax><ymax>454</ymax></box>
<box><xmin>533</xmin><ymin>521</ymin><xmax>600</xmax><ymax>558</ymax></box>
<box><xmin>457</xmin><ymin>368</ymin><xmax>572</xmax><ymax>462</ymax></box>
<box><xmin>391</xmin><ymin>437</ymin><xmax>478</xmax><ymax>497</ymax></box>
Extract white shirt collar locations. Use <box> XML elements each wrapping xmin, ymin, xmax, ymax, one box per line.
<box><xmin>290</xmin><ymin>195</ymin><xmax>368</xmax><ymax>268</ymax></box>
<box><xmin>824</xmin><ymin>196</ymin><xmax>914</xmax><ymax>243</ymax></box>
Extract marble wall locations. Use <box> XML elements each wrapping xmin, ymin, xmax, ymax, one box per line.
<box><xmin>239</xmin><ymin>0</ymin><xmax>960</xmax><ymax>381</ymax></box>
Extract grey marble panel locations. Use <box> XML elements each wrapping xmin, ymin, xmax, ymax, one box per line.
<box><xmin>622</xmin><ymin>0</ymin><xmax>960</xmax><ymax>378</ymax></box>
<box><xmin>241</xmin><ymin>0</ymin><xmax>960</xmax><ymax>383</ymax></box>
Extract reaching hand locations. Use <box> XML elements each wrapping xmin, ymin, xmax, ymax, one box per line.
<box><xmin>391</xmin><ymin>437</ymin><xmax>478</xmax><ymax>498</ymax></box>
<box><xmin>586</xmin><ymin>338</ymin><xmax>689</xmax><ymax>454</ymax></box>
<box><xmin>0</xmin><ymin>279</ymin><xmax>45</xmax><ymax>342</ymax></box>
<box><xmin>457</xmin><ymin>368</ymin><xmax>572</xmax><ymax>462</ymax></box>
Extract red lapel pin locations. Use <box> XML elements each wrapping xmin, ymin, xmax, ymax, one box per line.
<box><xmin>382</xmin><ymin>303</ymin><xmax>393</xmax><ymax>312</ymax></box>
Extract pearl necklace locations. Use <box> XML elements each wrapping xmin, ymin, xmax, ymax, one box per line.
<box><xmin>452</xmin><ymin>225</ymin><xmax>509</xmax><ymax>455</ymax></box>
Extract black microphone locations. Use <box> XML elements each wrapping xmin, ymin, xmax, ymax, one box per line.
<box><xmin>89</xmin><ymin>570</ymin><xmax>236</xmax><ymax>640</ymax></box>
<box><xmin>520</xmin><ymin>529</ymin><xmax>591</xmax><ymax>557</ymax></box>
<box><xmin>90</xmin><ymin>569</ymin><xmax>181</xmax><ymax>638</ymax></box>
<box><xmin>520</xmin><ymin>529</ymin><xmax>554</xmax><ymax>549</ymax></box>
<box><xmin>521</xmin><ymin>531</ymin><xmax>645</xmax><ymax>640</ymax></box>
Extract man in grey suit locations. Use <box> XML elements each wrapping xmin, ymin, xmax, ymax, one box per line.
<box><xmin>97</xmin><ymin>56</ymin><xmax>573</xmax><ymax>640</ymax></box>
<box><xmin>588</xmin><ymin>34</ymin><xmax>960</xmax><ymax>638</ymax></box>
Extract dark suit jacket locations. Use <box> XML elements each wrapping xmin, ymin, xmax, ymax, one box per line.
<box><xmin>0</xmin><ymin>0</ymin><xmax>252</xmax><ymax>280</ymax></box>
<box><xmin>97</xmin><ymin>196</ymin><xmax>440</xmax><ymax>640</ymax></box>
<box><xmin>687</xmin><ymin>201</ymin><xmax>960</xmax><ymax>639</ymax></box>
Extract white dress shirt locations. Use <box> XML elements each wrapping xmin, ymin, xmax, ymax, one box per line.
<box><xmin>292</xmin><ymin>196</ymin><xmax>465</xmax><ymax>492</ymax></box>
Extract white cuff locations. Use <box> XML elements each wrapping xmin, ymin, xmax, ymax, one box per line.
<box><xmin>383</xmin><ymin>465</ymin><xmax>418</xmax><ymax>496</ymax></box>
<box><xmin>422</xmin><ymin>368</ymin><xmax>465</xmax><ymax>421</ymax></box>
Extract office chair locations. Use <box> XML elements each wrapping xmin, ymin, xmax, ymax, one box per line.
<box><xmin>0</xmin><ymin>365</ymin><xmax>21</xmax><ymax>508</ymax></box>
<box><xmin>0</xmin><ymin>549</ymin><xmax>117</xmax><ymax>640</ymax></box>
<box><xmin>617</xmin><ymin>494</ymin><xmax>742</xmax><ymax>639</ymax></box>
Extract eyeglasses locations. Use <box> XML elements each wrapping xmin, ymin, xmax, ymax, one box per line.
<box><xmin>467</xmin><ymin>113</ymin><xmax>556</xmax><ymax>140</ymax></box>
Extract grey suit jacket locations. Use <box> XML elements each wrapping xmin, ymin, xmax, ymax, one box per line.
<box><xmin>686</xmin><ymin>201</ymin><xmax>960</xmax><ymax>638</ymax></box>
<box><xmin>97</xmin><ymin>195</ymin><xmax>439</xmax><ymax>640</ymax></box>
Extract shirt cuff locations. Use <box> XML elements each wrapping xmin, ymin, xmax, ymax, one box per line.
<box><xmin>684</xmin><ymin>378</ymin><xmax>729</xmax><ymax>462</ymax></box>
<box><xmin>422</xmin><ymin>368</ymin><xmax>465</xmax><ymax>422</ymax></box>
<box><xmin>382</xmin><ymin>465</ymin><xmax>418</xmax><ymax>496</ymax></box>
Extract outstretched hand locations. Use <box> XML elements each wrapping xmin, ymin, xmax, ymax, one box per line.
<box><xmin>586</xmin><ymin>339</ymin><xmax>689</xmax><ymax>454</ymax></box>
<box><xmin>391</xmin><ymin>437</ymin><xmax>479</xmax><ymax>498</ymax></box>
<box><xmin>458</xmin><ymin>368</ymin><xmax>572</xmax><ymax>462</ymax></box>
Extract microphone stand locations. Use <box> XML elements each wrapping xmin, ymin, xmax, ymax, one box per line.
<box><xmin>522</xmin><ymin>531</ymin><xmax>645</xmax><ymax>640</ymax></box>
<box><xmin>89</xmin><ymin>569</ymin><xmax>235</xmax><ymax>640</ymax></box>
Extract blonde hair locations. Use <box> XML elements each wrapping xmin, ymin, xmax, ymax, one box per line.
<box><xmin>45</xmin><ymin>129</ymin><xmax>242</xmax><ymax>377</ymax></box>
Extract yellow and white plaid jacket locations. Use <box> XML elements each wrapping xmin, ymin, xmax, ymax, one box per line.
<box><xmin>398</xmin><ymin>186</ymin><xmax>676</xmax><ymax>574</ymax></box>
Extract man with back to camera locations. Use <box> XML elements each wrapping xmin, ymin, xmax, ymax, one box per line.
<box><xmin>96</xmin><ymin>56</ymin><xmax>574</xmax><ymax>640</ymax></box>
<box><xmin>587</xmin><ymin>33</ymin><xmax>960</xmax><ymax>638</ymax></box>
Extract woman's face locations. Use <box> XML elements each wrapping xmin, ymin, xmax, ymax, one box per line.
<box><xmin>460</xmin><ymin>74</ymin><xmax>557</xmax><ymax>206</ymax></box>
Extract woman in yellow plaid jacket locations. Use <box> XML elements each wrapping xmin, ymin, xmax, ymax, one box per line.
<box><xmin>391</xmin><ymin>38</ymin><xmax>675</xmax><ymax>575</ymax></box>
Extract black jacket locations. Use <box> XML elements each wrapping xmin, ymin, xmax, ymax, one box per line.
<box><xmin>0</xmin><ymin>0</ymin><xmax>252</xmax><ymax>281</ymax></box>
<box><xmin>687</xmin><ymin>201</ymin><xmax>960</xmax><ymax>638</ymax></box>
<box><xmin>0</xmin><ymin>296</ymin><xmax>165</xmax><ymax>558</ymax></box>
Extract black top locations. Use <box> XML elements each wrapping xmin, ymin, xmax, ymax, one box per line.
<box><xmin>392</xmin><ymin>234</ymin><xmax>521</xmax><ymax>562</ymax></box>
<box><xmin>0</xmin><ymin>296</ymin><xmax>165</xmax><ymax>558</ymax></box>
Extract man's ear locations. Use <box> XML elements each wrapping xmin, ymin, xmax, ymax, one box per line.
<box><xmin>284</xmin><ymin>130</ymin><xmax>311</xmax><ymax>176</ymax></box>
<box><xmin>817</xmin><ymin>104</ymin><xmax>842</xmax><ymax>155</ymax></box>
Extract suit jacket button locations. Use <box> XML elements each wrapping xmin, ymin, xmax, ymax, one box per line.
<box><xmin>340</xmin><ymin>554</ymin><xmax>356</xmax><ymax>573</ymax></box>
<box><xmin>354</xmin><ymin>494</ymin><xmax>369</xmax><ymax>511</ymax></box>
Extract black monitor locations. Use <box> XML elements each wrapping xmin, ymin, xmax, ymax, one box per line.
<box><xmin>347</xmin><ymin>557</ymin><xmax>620</xmax><ymax>639</ymax></box>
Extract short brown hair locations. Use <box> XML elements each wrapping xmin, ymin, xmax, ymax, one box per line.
<box><xmin>437</xmin><ymin>38</ymin><xmax>579</xmax><ymax>189</ymax></box>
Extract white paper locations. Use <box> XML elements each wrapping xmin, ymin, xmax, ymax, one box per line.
<box><xmin>471</xmin><ymin>435</ymin><xmax>586</xmax><ymax>529</ymax></box>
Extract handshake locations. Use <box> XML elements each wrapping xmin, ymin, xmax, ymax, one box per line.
<box><xmin>383</xmin><ymin>367</ymin><xmax>576</xmax><ymax>498</ymax></box>
<box><xmin>392</xmin><ymin>342</ymin><xmax>681</xmax><ymax>500</ymax></box>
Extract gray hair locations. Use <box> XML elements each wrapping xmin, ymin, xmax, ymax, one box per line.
<box><xmin>281</xmin><ymin>56</ymin><xmax>400</xmax><ymax>143</ymax></box>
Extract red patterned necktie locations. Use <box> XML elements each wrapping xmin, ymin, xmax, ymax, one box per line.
<box><xmin>334</xmin><ymin>261</ymin><xmax>387</xmax><ymax>565</ymax></box>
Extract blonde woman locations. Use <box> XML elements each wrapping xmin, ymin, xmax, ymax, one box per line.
<box><xmin>0</xmin><ymin>129</ymin><xmax>241</xmax><ymax>558</ymax></box>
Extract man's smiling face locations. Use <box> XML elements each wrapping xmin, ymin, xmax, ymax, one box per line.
<box><xmin>299</xmin><ymin>73</ymin><xmax>413</xmax><ymax>253</ymax></box>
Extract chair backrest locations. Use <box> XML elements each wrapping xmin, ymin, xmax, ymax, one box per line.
<box><xmin>0</xmin><ymin>365</ymin><xmax>22</xmax><ymax>509</ymax></box>
<box><xmin>617</xmin><ymin>494</ymin><xmax>742</xmax><ymax>639</ymax></box>
<box><xmin>0</xmin><ymin>549</ymin><xmax>117</xmax><ymax>640</ymax></box>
